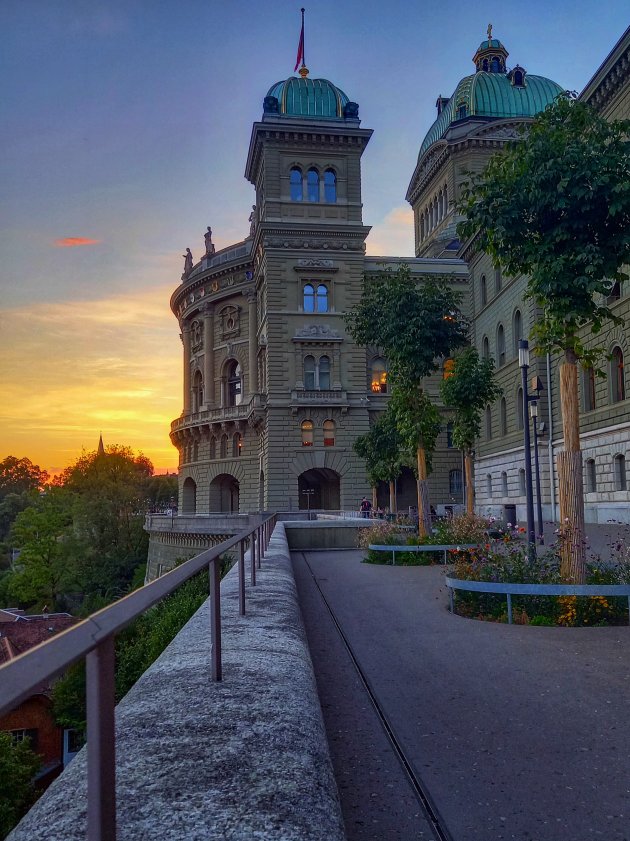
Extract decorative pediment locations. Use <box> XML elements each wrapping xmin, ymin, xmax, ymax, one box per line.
<box><xmin>472</xmin><ymin>122</ymin><xmax>524</xmax><ymax>141</ymax></box>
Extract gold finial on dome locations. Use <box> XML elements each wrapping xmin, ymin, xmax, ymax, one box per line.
<box><xmin>487</xmin><ymin>23</ymin><xmax>493</xmax><ymax>41</ymax></box>
<box><xmin>299</xmin><ymin>65</ymin><xmax>309</xmax><ymax>78</ymax></box>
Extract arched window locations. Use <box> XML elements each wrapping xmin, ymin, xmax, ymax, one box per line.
<box><xmin>307</xmin><ymin>168</ymin><xmax>320</xmax><ymax>202</ymax></box>
<box><xmin>323</xmin><ymin>419</ymin><xmax>335</xmax><ymax>447</ymax></box>
<box><xmin>583</xmin><ymin>366</ymin><xmax>596</xmax><ymax>412</ymax></box>
<box><xmin>316</xmin><ymin>284</ymin><xmax>329</xmax><ymax>312</ymax></box>
<box><xmin>495</xmin><ymin>268</ymin><xmax>502</xmax><ymax>293</ymax></box>
<box><xmin>443</xmin><ymin>183</ymin><xmax>448</xmax><ymax>211</ymax></box>
<box><xmin>192</xmin><ymin>370</ymin><xmax>204</xmax><ymax>413</ymax></box>
<box><xmin>491</xmin><ymin>57</ymin><xmax>500</xmax><ymax>73</ymax></box>
<box><xmin>501</xmin><ymin>471</ymin><xmax>508</xmax><ymax>496</ymax></box>
<box><xmin>611</xmin><ymin>346</ymin><xmax>625</xmax><ymax>402</ymax></box>
<box><xmin>290</xmin><ymin>167</ymin><xmax>303</xmax><ymax>202</ymax></box>
<box><xmin>482</xmin><ymin>335</ymin><xmax>490</xmax><ymax>360</ymax></box>
<box><xmin>585</xmin><ymin>458</ymin><xmax>597</xmax><ymax>493</ymax></box>
<box><xmin>457</xmin><ymin>103</ymin><xmax>467</xmax><ymax>119</ymax></box>
<box><xmin>519</xmin><ymin>468</ymin><xmax>526</xmax><ymax>495</ymax></box>
<box><xmin>192</xmin><ymin>440</ymin><xmax>199</xmax><ymax>461</ymax></box>
<box><xmin>209</xmin><ymin>437</ymin><xmax>216</xmax><ymax>460</ymax></box>
<box><xmin>182</xmin><ymin>478</ymin><xmax>196</xmax><ymax>514</ymax></box>
<box><xmin>446</xmin><ymin>422</ymin><xmax>454</xmax><ymax>448</ymax></box>
<box><xmin>482</xmin><ymin>59</ymin><xmax>489</xmax><ymax>71</ymax></box>
<box><xmin>232</xmin><ymin>433</ymin><xmax>242</xmax><ymax>457</ymax></box>
<box><xmin>220</xmin><ymin>434</ymin><xmax>228</xmax><ymax>459</ymax></box>
<box><xmin>513</xmin><ymin>69</ymin><xmax>524</xmax><ymax>86</ymax></box>
<box><xmin>500</xmin><ymin>397</ymin><xmax>507</xmax><ymax>435</ymax></box>
<box><xmin>371</xmin><ymin>357</ymin><xmax>388</xmax><ymax>393</ymax></box>
<box><xmin>517</xmin><ymin>387</ymin><xmax>524</xmax><ymax>430</ymax></box>
<box><xmin>303</xmin><ymin>283</ymin><xmax>315</xmax><ymax>312</ymax></box>
<box><xmin>226</xmin><ymin>360</ymin><xmax>242</xmax><ymax>406</ymax></box>
<box><xmin>443</xmin><ymin>358</ymin><xmax>455</xmax><ymax>379</ymax></box>
<box><xmin>485</xmin><ymin>406</ymin><xmax>492</xmax><ymax>440</ymax></box>
<box><xmin>301</xmin><ymin>420</ymin><xmax>314</xmax><ymax>447</ymax></box>
<box><xmin>481</xmin><ymin>274</ymin><xmax>487</xmax><ymax>306</ymax></box>
<box><xmin>513</xmin><ymin>310</ymin><xmax>522</xmax><ymax>355</ymax></box>
<box><xmin>486</xmin><ymin>474</ymin><xmax>493</xmax><ymax>498</ymax></box>
<box><xmin>304</xmin><ymin>356</ymin><xmax>316</xmax><ymax>389</ymax></box>
<box><xmin>614</xmin><ymin>454</ymin><xmax>627</xmax><ymax>491</ymax></box>
<box><xmin>319</xmin><ymin>355</ymin><xmax>331</xmax><ymax>390</ymax></box>
<box><xmin>324</xmin><ymin>169</ymin><xmax>336</xmax><ymax>203</ymax></box>
<box><xmin>449</xmin><ymin>469</ymin><xmax>463</xmax><ymax>496</ymax></box>
<box><xmin>420</xmin><ymin>214</ymin><xmax>425</xmax><ymax>242</ymax></box>
<box><xmin>497</xmin><ymin>324</ymin><xmax>505</xmax><ymax>367</ymax></box>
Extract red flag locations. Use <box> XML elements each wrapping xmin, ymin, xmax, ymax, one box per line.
<box><xmin>294</xmin><ymin>14</ymin><xmax>304</xmax><ymax>71</ymax></box>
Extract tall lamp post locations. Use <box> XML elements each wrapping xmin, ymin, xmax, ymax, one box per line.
<box><xmin>302</xmin><ymin>488</ymin><xmax>315</xmax><ymax>520</ymax></box>
<box><xmin>518</xmin><ymin>340</ymin><xmax>536</xmax><ymax>559</ymax></box>
<box><xmin>529</xmin><ymin>399</ymin><xmax>545</xmax><ymax>545</ymax></box>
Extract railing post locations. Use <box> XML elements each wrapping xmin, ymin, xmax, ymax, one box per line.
<box><xmin>507</xmin><ymin>593</ymin><xmax>513</xmax><ymax>625</ymax></box>
<box><xmin>257</xmin><ymin>527</ymin><xmax>262</xmax><ymax>569</ymax></box>
<box><xmin>250</xmin><ymin>535</ymin><xmax>256</xmax><ymax>587</ymax></box>
<box><xmin>209</xmin><ymin>560</ymin><xmax>222</xmax><ymax>681</ymax></box>
<box><xmin>449</xmin><ymin>587</ymin><xmax>454</xmax><ymax>613</ymax></box>
<box><xmin>86</xmin><ymin>636</ymin><xmax>117</xmax><ymax>841</ymax></box>
<box><xmin>238</xmin><ymin>539</ymin><xmax>245</xmax><ymax>616</ymax></box>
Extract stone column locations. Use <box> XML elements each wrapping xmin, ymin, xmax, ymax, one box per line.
<box><xmin>202</xmin><ymin>305</ymin><xmax>215</xmax><ymax>406</ymax></box>
<box><xmin>247</xmin><ymin>291</ymin><xmax>258</xmax><ymax>395</ymax></box>
<box><xmin>181</xmin><ymin>325</ymin><xmax>191</xmax><ymax>415</ymax></box>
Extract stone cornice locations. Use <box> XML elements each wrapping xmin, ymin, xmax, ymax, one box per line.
<box><xmin>580</xmin><ymin>28</ymin><xmax>630</xmax><ymax>112</ymax></box>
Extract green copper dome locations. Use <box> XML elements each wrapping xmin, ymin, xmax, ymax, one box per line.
<box><xmin>265</xmin><ymin>76</ymin><xmax>350</xmax><ymax>118</ymax></box>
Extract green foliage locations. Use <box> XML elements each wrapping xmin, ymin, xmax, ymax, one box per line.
<box><xmin>440</xmin><ymin>347</ymin><xmax>502</xmax><ymax>452</ymax></box>
<box><xmin>353</xmin><ymin>405</ymin><xmax>407</xmax><ymax>487</ymax></box>
<box><xmin>146</xmin><ymin>474</ymin><xmax>178</xmax><ymax>510</ymax></box>
<box><xmin>389</xmin><ymin>383</ymin><xmax>441</xmax><ymax>472</ymax></box>
<box><xmin>0</xmin><ymin>731</ymin><xmax>41</xmax><ymax>838</ymax></box>
<box><xmin>457</xmin><ymin>96</ymin><xmax>630</xmax><ymax>360</ymax></box>
<box><xmin>0</xmin><ymin>457</ymin><xmax>49</xmax><ymax>501</ymax></box>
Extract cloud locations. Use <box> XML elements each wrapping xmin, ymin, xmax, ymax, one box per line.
<box><xmin>366</xmin><ymin>205</ymin><xmax>415</xmax><ymax>258</ymax></box>
<box><xmin>54</xmin><ymin>237</ymin><xmax>102</xmax><ymax>248</ymax></box>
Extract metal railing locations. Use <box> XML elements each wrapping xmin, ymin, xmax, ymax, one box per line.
<box><xmin>444</xmin><ymin>575</ymin><xmax>630</xmax><ymax>624</ymax></box>
<box><xmin>0</xmin><ymin>513</ymin><xmax>277</xmax><ymax>840</ymax></box>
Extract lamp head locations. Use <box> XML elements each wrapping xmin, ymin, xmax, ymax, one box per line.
<box><xmin>518</xmin><ymin>339</ymin><xmax>530</xmax><ymax>368</ymax></box>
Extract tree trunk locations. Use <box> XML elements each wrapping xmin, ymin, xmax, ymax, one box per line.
<box><xmin>417</xmin><ymin>445</ymin><xmax>431</xmax><ymax>537</ymax></box>
<box><xmin>389</xmin><ymin>480</ymin><xmax>396</xmax><ymax>513</ymax></box>
<box><xmin>465</xmin><ymin>451</ymin><xmax>474</xmax><ymax>515</ymax></box>
<box><xmin>372</xmin><ymin>485</ymin><xmax>377</xmax><ymax>511</ymax></box>
<box><xmin>557</xmin><ymin>355</ymin><xmax>586</xmax><ymax>582</ymax></box>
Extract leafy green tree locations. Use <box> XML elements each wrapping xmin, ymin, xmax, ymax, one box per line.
<box><xmin>353</xmin><ymin>406</ymin><xmax>407</xmax><ymax>512</ymax></box>
<box><xmin>146</xmin><ymin>473</ymin><xmax>178</xmax><ymax>511</ymax></box>
<box><xmin>440</xmin><ymin>347</ymin><xmax>502</xmax><ymax>513</ymax></box>
<box><xmin>457</xmin><ymin>96</ymin><xmax>630</xmax><ymax>581</ymax></box>
<box><xmin>0</xmin><ymin>457</ymin><xmax>49</xmax><ymax>501</ymax></box>
<box><xmin>0</xmin><ymin>731</ymin><xmax>41</xmax><ymax>838</ymax></box>
<box><xmin>345</xmin><ymin>266</ymin><xmax>467</xmax><ymax>534</ymax></box>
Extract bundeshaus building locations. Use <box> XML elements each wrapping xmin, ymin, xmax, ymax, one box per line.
<box><xmin>146</xmin><ymin>28</ymin><xmax>629</xmax><ymax>575</ymax></box>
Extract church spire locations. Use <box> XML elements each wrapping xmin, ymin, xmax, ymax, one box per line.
<box><xmin>97</xmin><ymin>433</ymin><xmax>105</xmax><ymax>456</ymax></box>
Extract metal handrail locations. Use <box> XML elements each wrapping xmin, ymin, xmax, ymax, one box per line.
<box><xmin>444</xmin><ymin>575</ymin><xmax>630</xmax><ymax>624</ymax></box>
<box><xmin>0</xmin><ymin>513</ymin><xmax>277</xmax><ymax>840</ymax></box>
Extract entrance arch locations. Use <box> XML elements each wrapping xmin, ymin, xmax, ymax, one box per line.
<box><xmin>182</xmin><ymin>477</ymin><xmax>197</xmax><ymax>514</ymax></box>
<box><xmin>298</xmin><ymin>468</ymin><xmax>340</xmax><ymax>511</ymax></box>
<box><xmin>209</xmin><ymin>474</ymin><xmax>240</xmax><ymax>513</ymax></box>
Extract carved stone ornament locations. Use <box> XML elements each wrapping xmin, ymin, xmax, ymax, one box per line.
<box><xmin>220</xmin><ymin>305</ymin><xmax>241</xmax><ymax>338</ymax></box>
<box><xmin>191</xmin><ymin>319</ymin><xmax>203</xmax><ymax>351</ymax></box>
<box><xmin>294</xmin><ymin>324</ymin><xmax>342</xmax><ymax>340</ymax></box>
<box><xmin>297</xmin><ymin>258</ymin><xmax>334</xmax><ymax>268</ymax></box>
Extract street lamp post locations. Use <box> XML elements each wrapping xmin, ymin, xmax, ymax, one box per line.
<box><xmin>530</xmin><ymin>399</ymin><xmax>545</xmax><ymax>545</ymax></box>
<box><xmin>302</xmin><ymin>488</ymin><xmax>315</xmax><ymax>520</ymax></box>
<box><xmin>518</xmin><ymin>340</ymin><xmax>536</xmax><ymax>559</ymax></box>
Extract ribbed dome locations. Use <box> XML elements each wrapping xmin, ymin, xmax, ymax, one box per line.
<box><xmin>418</xmin><ymin>71</ymin><xmax>563</xmax><ymax>159</ymax></box>
<box><xmin>265</xmin><ymin>76</ymin><xmax>349</xmax><ymax>118</ymax></box>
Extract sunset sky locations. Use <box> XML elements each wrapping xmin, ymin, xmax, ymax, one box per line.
<box><xmin>1</xmin><ymin>1</ymin><xmax>627</xmax><ymax>475</ymax></box>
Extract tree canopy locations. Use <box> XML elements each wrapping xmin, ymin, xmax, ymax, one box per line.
<box><xmin>353</xmin><ymin>406</ymin><xmax>407</xmax><ymax>489</ymax></box>
<box><xmin>0</xmin><ymin>457</ymin><xmax>49</xmax><ymax>501</ymax></box>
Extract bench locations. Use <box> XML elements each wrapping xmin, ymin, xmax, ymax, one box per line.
<box><xmin>368</xmin><ymin>543</ymin><xmax>483</xmax><ymax>565</ymax></box>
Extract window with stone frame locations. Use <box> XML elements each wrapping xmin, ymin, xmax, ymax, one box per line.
<box><xmin>449</xmin><ymin>469</ymin><xmax>463</xmax><ymax>496</ymax></box>
<box><xmin>500</xmin><ymin>397</ymin><xmax>507</xmax><ymax>435</ymax></box>
<box><xmin>307</xmin><ymin>168</ymin><xmax>320</xmax><ymax>202</ymax></box>
<box><xmin>371</xmin><ymin>357</ymin><xmax>388</xmax><ymax>393</ymax></box>
<box><xmin>323</xmin><ymin>419</ymin><xmax>335</xmax><ymax>446</ymax></box>
<box><xmin>497</xmin><ymin>324</ymin><xmax>505</xmax><ymax>367</ymax></box>
<box><xmin>232</xmin><ymin>433</ymin><xmax>242</xmax><ymax>457</ymax></box>
<box><xmin>481</xmin><ymin>274</ymin><xmax>487</xmax><ymax>306</ymax></box>
<box><xmin>324</xmin><ymin>169</ymin><xmax>337</xmax><ymax>203</ymax></box>
<box><xmin>290</xmin><ymin>167</ymin><xmax>303</xmax><ymax>201</ymax></box>
<box><xmin>512</xmin><ymin>309</ymin><xmax>522</xmax><ymax>356</ymax></box>
<box><xmin>303</xmin><ymin>282</ymin><xmax>329</xmax><ymax>313</ymax></box>
<box><xmin>585</xmin><ymin>458</ymin><xmax>597</xmax><ymax>493</ymax></box>
<box><xmin>519</xmin><ymin>468</ymin><xmax>526</xmax><ymax>495</ymax></box>
<box><xmin>614</xmin><ymin>453</ymin><xmax>627</xmax><ymax>491</ymax></box>
<box><xmin>301</xmin><ymin>420</ymin><xmax>314</xmax><ymax>447</ymax></box>
<box><xmin>582</xmin><ymin>366</ymin><xmax>597</xmax><ymax>412</ymax></box>
<box><xmin>302</xmin><ymin>353</ymin><xmax>331</xmax><ymax>390</ymax></box>
<box><xmin>482</xmin><ymin>335</ymin><xmax>490</xmax><ymax>359</ymax></box>
<box><xmin>501</xmin><ymin>471</ymin><xmax>508</xmax><ymax>496</ymax></box>
<box><xmin>226</xmin><ymin>360</ymin><xmax>243</xmax><ymax>406</ymax></box>
<box><xmin>220</xmin><ymin>434</ymin><xmax>228</xmax><ymax>459</ymax></box>
<box><xmin>611</xmin><ymin>346</ymin><xmax>626</xmax><ymax>403</ymax></box>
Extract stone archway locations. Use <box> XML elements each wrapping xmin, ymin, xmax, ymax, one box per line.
<box><xmin>182</xmin><ymin>477</ymin><xmax>197</xmax><ymax>514</ymax></box>
<box><xmin>209</xmin><ymin>473</ymin><xmax>240</xmax><ymax>513</ymax></box>
<box><xmin>298</xmin><ymin>468</ymin><xmax>340</xmax><ymax>511</ymax></box>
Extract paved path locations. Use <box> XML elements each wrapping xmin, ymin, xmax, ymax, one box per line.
<box><xmin>293</xmin><ymin>550</ymin><xmax>630</xmax><ymax>841</ymax></box>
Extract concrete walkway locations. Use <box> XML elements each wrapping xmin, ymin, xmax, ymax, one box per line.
<box><xmin>294</xmin><ymin>550</ymin><xmax>630</xmax><ymax>841</ymax></box>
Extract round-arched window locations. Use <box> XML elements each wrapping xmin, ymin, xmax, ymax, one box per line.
<box><xmin>307</xmin><ymin>168</ymin><xmax>319</xmax><ymax>202</ymax></box>
<box><xmin>227</xmin><ymin>361</ymin><xmax>242</xmax><ymax>406</ymax></box>
<box><xmin>324</xmin><ymin>169</ymin><xmax>336</xmax><ymax>203</ymax></box>
<box><xmin>323</xmin><ymin>420</ymin><xmax>335</xmax><ymax>447</ymax></box>
<box><xmin>301</xmin><ymin>420</ymin><xmax>314</xmax><ymax>447</ymax></box>
<box><xmin>290</xmin><ymin>167</ymin><xmax>303</xmax><ymax>202</ymax></box>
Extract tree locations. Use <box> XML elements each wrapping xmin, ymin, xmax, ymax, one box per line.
<box><xmin>458</xmin><ymin>96</ymin><xmax>630</xmax><ymax>581</ymax></box>
<box><xmin>440</xmin><ymin>347</ymin><xmax>502</xmax><ymax>513</ymax></box>
<box><xmin>0</xmin><ymin>457</ymin><xmax>49</xmax><ymax>501</ymax></box>
<box><xmin>345</xmin><ymin>266</ymin><xmax>467</xmax><ymax>535</ymax></box>
<box><xmin>0</xmin><ymin>731</ymin><xmax>41</xmax><ymax>838</ymax></box>
<box><xmin>353</xmin><ymin>406</ymin><xmax>407</xmax><ymax>512</ymax></box>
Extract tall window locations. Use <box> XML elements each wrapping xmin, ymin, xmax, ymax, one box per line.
<box><xmin>611</xmin><ymin>346</ymin><xmax>625</xmax><ymax>402</ymax></box>
<box><xmin>323</xmin><ymin>419</ymin><xmax>335</xmax><ymax>446</ymax></box>
<box><xmin>512</xmin><ymin>310</ymin><xmax>522</xmax><ymax>356</ymax></box>
<box><xmin>482</xmin><ymin>336</ymin><xmax>490</xmax><ymax>360</ymax></box>
<box><xmin>501</xmin><ymin>471</ymin><xmax>508</xmax><ymax>496</ymax></box>
<box><xmin>220</xmin><ymin>434</ymin><xmax>228</xmax><ymax>459</ymax></box>
<box><xmin>485</xmin><ymin>406</ymin><xmax>492</xmax><ymax>440</ymax></box>
<box><xmin>316</xmin><ymin>284</ymin><xmax>328</xmax><ymax>312</ymax></box>
<box><xmin>303</xmin><ymin>284</ymin><xmax>315</xmax><ymax>312</ymax></box>
<box><xmin>209</xmin><ymin>437</ymin><xmax>216</xmax><ymax>460</ymax></box>
<box><xmin>481</xmin><ymin>274</ymin><xmax>487</xmax><ymax>306</ymax></box>
<box><xmin>486</xmin><ymin>474</ymin><xmax>493</xmax><ymax>498</ymax></box>
<box><xmin>607</xmin><ymin>280</ymin><xmax>621</xmax><ymax>303</ymax></box>
<box><xmin>457</xmin><ymin>103</ymin><xmax>467</xmax><ymax>119</ymax></box>
<box><xmin>614</xmin><ymin>454</ymin><xmax>627</xmax><ymax>491</ymax></box>
<box><xmin>582</xmin><ymin>366</ymin><xmax>596</xmax><ymax>412</ymax></box>
<box><xmin>307</xmin><ymin>168</ymin><xmax>319</xmax><ymax>202</ymax></box>
<box><xmin>226</xmin><ymin>361</ymin><xmax>243</xmax><ymax>406</ymax></box>
<box><xmin>301</xmin><ymin>420</ymin><xmax>314</xmax><ymax>447</ymax></box>
<box><xmin>232</xmin><ymin>433</ymin><xmax>242</xmax><ymax>457</ymax></box>
<box><xmin>449</xmin><ymin>469</ymin><xmax>463</xmax><ymax>496</ymax></box>
<box><xmin>497</xmin><ymin>325</ymin><xmax>505</xmax><ymax>367</ymax></box>
<box><xmin>517</xmin><ymin>387</ymin><xmax>524</xmax><ymax>430</ymax></box>
<box><xmin>446</xmin><ymin>422</ymin><xmax>454</xmax><ymax>448</ymax></box>
<box><xmin>192</xmin><ymin>370</ymin><xmax>204</xmax><ymax>412</ymax></box>
<box><xmin>319</xmin><ymin>356</ymin><xmax>331</xmax><ymax>390</ymax></box>
<box><xmin>519</xmin><ymin>468</ymin><xmax>526</xmax><ymax>495</ymax></box>
<box><xmin>324</xmin><ymin>169</ymin><xmax>337</xmax><ymax>203</ymax></box>
<box><xmin>371</xmin><ymin>357</ymin><xmax>387</xmax><ymax>393</ymax></box>
<box><xmin>304</xmin><ymin>355</ymin><xmax>330</xmax><ymax>390</ymax></box>
<box><xmin>290</xmin><ymin>167</ymin><xmax>303</xmax><ymax>202</ymax></box>
<box><xmin>586</xmin><ymin>459</ymin><xmax>597</xmax><ymax>493</ymax></box>
<box><xmin>491</xmin><ymin>57</ymin><xmax>501</xmax><ymax>73</ymax></box>
<box><xmin>303</xmin><ymin>283</ymin><xmax>328</xmax><ymax>312</ymax></box>
<box><xmin>303</xmin><ymin>356</ymin><xmax>316</xmax><ymax>389</ymax></box>
<box><xmin>500</xmin><ymin>397</ymin><xmax>507</xmax><ymax>435</ymax></box>
<box><xmin>495</xmin><ymin>268</ymin><xmax>502</xmax><ymax>293</ymax></box>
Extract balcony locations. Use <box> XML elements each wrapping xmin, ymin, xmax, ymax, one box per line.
<box><xmin>290</xmin><ymin>389</ymin><xmax>349</xmax><ymax>412</ymax></box>
<box><xmin>171</xmin><ymin>395</ymin><xmax>266</xmax><ymax>434</ymax></box>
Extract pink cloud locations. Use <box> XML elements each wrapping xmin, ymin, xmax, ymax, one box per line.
<box><xmin>54</xmin><ymin>237</ymin><xmax>101</xmax><ymax>248</ymax></box>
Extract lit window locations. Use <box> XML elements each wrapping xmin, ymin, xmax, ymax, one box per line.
<box><xmin>371</xmin><ymin>357</ymin><xmax>388</xmax><ymax>393</ymax></box>
<box><xmin>324</xmin><ymin>169</ymin><xmax>337</xmax><ymax>203</ymax></box>
<box><xmin>301</xmin><ymin>420</ymin><xmax>314</xmax><ymax>447</ymax></box>
<box><xmin>232</xmin><ymin>433</ymin><xmax>242</xmax><ymax>458</ymax></box>
<box><xmin>323</xmin><ymin>419</ymin><xmax>335</xmax><ymax>446</ymax></box>
<box><xmin>307</xmin><ymin>168</ymin><xmax>319</xmax><ymax>202</ymax></box>
<box><xmin>443</xmin><ymin>358</ymin><xmax>455</xmax><ymax>379</ymax></box>
<box><xmin>290</xmin><ymin>167</ymin><xmax>303</xmax><ymax>202</ymax></box>
<box><xmin>304</xmin><ymin>356</ymin><xmax>316</xmax><ymax>389</ymax></box>
<box><xmin>611</xmin><ymin>346</ymin><xmax>625</xmax><ymax>403</ymax></box>
<box><xmin>614</xmin><ymin>454</ymin><xmax>627</xmax><ymax>491</ymax></box>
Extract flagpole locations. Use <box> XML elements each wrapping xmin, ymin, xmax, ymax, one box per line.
<box><xmin>301</xmin><ymin>8</ymin><xmax>305</xmax><ymax>69</ymax></box>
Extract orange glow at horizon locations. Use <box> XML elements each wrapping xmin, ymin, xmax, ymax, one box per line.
<box><xmin>0</xmin><ymin>285</ymin><xmax>182</xmax><ymax>476</ymax></box>
<box><xmin>54</xmin><ymin>237</ymin><xmax>102</xmax><ymax>248</ymax></box>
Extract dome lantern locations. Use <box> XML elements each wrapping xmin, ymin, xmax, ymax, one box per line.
<box><xmin>473</xmin><ymin>23</ymin><xmax>509</xmax><ymax>73</ymax></box>
<box><xmin>263</xmin><ymin>76</ymin><xmax>357</xmax><ymax>120</ymax></box>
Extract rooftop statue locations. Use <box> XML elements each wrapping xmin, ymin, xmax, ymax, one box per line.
<box><xmin>183</xmin><ymin>248</ymin><xmax>193</xmax><ymax>275</ymax></box>
<box><xmin>204</xmin><ymin>227</ymin><xmax>215</xmax><ymax>256</ymax></box>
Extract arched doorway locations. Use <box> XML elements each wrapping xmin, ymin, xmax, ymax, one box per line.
<box><xmin>298</xmin><ymin>468</ymin><xmax>340</xmax><ymax>511</ymax></box>
<box><xmin>209</xmin><ymin>474</ymin><xmax>240</xmax><ymax>513</ymax></box>
<box><xmin>182</xmin><ymin>477</ymin><xmax>197</xmax><ymax>514</ymax></box>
